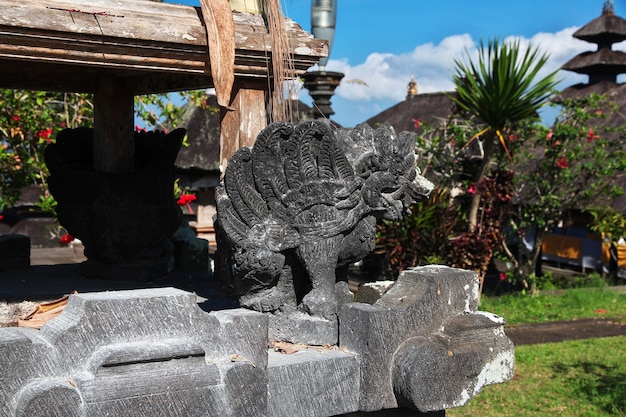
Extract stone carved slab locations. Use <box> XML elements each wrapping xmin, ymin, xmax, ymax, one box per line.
<box><xmin>267</xmin><ymin>347</ymin><xmax>360</xmax><ymax>417</ymax></box>
<box><xmin>0</xmin><ymin>288</ymin><xmax>268</xmax><ymax>417</ymax></box>
<box><xmin>0</xmin><ymin>266</ymin><xmax>514</xmax><ymax>416</ymax></box>
<box><xmin>215</xmin><ymin>121</ymin><xmax>434</xmax><ymax>344</ymax></box>
<box><xmin>340</xmin><ymin>265</ymin><xmax>515</xmax><ymax>413</ymax></box>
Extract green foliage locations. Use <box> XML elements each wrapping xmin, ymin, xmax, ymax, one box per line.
<box><xmin>509</xmin><ymin>94</ymin><xmax>626</xmax><ymax>288</ymax></box>
<box><xmin>134</xmin><ymin>90</ymin><xmax>214</xmax><ymax>131</ymax></box>
<box><xmin>450</xmin><ymin>36</ymin><xmax>560</xmax><ymax>208</ymax></box>
<box><xmin>524</xmin><ymin>271</ymin><xmax>609</xmax><ymax>292</ymax></box>
<box><xmin>446</xmin><ymin>169</ymin><xmax>516</xmax><ymax>273</ymax></box>
<box><xmin>0</xmin><ymin>90</ymin><xmax>93</xmax><ymax>209</ymax></box>
<box><xmin>451</xmin><ymin>38</ymin><xmax>560</xmax><ymax>133</ymax></box>
<box><xmin>386</xmin><ymin>92</ymin><xmax>626</xmax><ymax>292</ymax></box>
<box><xmin>375</xmin><ymin>187</ymin><xmax>460</xmax><ymax>276</ymax></box>
<box><xmin>587</xmin><ymin>206</ymin><xmax>626</xmax><ymax>241</ymax></box>
<box><xmin>514</xmin><ymin>95</ymin><xmax>625</xmax><ymax>229</ymax></box>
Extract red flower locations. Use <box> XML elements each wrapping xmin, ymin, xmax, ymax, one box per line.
<box><xmin>177</xmin><ymin>194</ymin><xmax>197</xmax><ymax>206</ymax></box>
<box><xmin>597</xmin><ymin>309</ymin><xmax>606</xmax><ymax>315</ymax></box>
<box><xmin>135</xmin><ymin>125</ymin><xmax>147</xmax><ymax>133</ymax></box>
<box><xmin>11</xmin><ymin>115</ymin><xmax>19</xmax><ymax>122</ymax></box>
<box><xmin>467</xmin><ymin>184</ymin><xmax>477</xmax><ymax>195</ymax></box>
<box><xmin>499</xmin><ymin>272</ymin><xmax>507</xmax><ymax>282</ymax></box>
<box><xmin>0</xmin><ymin>214</ymin><xmax>3</xmax><ymax>222</ymax></box>
<box><xmin>546</xmin><ymin>130</ymin><xmax>553</xmax><ymax>140</ymax></box>
<box><xmin>556</xmin><ymin>157</ymin><xmax>569</xmax><ymax>169</ymax></box>
<box><xmin>37</xmin><ymin>128</ymin><xmax>53</xmax><ymax>140</ymax></box>
<box><xmin>586</xmin><ymin>128</ymin><xmax>595</xmax><ymax>143</ymax></box>
<box><xmin>60</xmin><ymin>234</ymin><xmax>75</xmax><ymax>245</ymax></box>
<box><xmin>412</xmin><ymin>118</ymin><xmax>422</xmax><ymax>129</ymax></box>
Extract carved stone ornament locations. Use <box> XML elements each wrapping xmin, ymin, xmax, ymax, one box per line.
<box><xmin>215</xmin><ymin>121</ymin><xmax>434</xmax><ymax>341</ymax></box>
<box><xmin>45</xmin><ymin>128</ymin><xmax>186</xmax><ymax>281</ymax></box>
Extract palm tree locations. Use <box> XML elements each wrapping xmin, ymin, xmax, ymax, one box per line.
<box><xmin>451</xmin><ymin>38</ymin><xmax>560</xmax><ymax>231</ymax></box>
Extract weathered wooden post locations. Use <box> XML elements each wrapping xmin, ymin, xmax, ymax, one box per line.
<box><xmin>93</xmin><ymin>75</ymin><xmax>135</xmax><ymax>174</ymax></box>
<box><xmin>219</xmin><ymin>79</ymin><xmax>269</xmax><ymax>170</ymax></box>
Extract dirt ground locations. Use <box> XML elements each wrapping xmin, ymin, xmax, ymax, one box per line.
<box><xmin>506</xmin><ymin>318</ymin><xmax>626</xmax><ymax>345</ymax></box>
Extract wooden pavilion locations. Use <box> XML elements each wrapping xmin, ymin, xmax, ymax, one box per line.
<box><xmin>0</xmin><ymin>0</ymin><xmax>326</xmax><ymax>174</ymax></box>
<box><xmin>0</xmin><ymin>0</ymin><xmax>326</xmax><ymax>278</ymax></box>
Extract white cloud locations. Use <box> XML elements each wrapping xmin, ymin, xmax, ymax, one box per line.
<box><xmin>321</xmin><ymin>34</ymin><xmax>475</xmax><ymax>102</ymax></box>
<box><xmin>298</xmin><ymin>27</ymin><xmax>626</xmax><ymax>127</ymax></box>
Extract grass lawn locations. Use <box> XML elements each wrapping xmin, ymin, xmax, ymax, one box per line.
<box><xmin>447</xmin><ymin>336</ymin><xmax>626</xmax><ymax>417</ymax></box>
<box><xmin>479</xmin><ymin>287</ymin><xmax>626</xmax><ymax>324</ymax></box>
<box><xmin>446</xmin><ymin>287</ymin><xmax>626</xmax><ymax>416</ymax></box>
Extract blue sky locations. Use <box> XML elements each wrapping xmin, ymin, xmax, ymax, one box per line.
<box><xmin>171</xmin><ymin>0</ymin><xmax>626</xmax><ymax>127</ymax></box>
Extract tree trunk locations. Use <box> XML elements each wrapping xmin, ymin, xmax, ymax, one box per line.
<box><xmin>468</xmin><ymin>131</ymin><xmax>496</xmax><ymax>231</ymax></box>
<box><xmin>518</xmin><ymin>226</ymin><xmax>547</xmax><ymax>293</ymax></box>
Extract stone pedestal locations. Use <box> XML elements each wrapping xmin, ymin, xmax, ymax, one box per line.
<box><xmin>301</xmin><ymin>70</ymin><xmax>344</xmax><ymax>119</ymax></box>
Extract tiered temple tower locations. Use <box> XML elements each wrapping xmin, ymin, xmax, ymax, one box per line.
<box><xmin>561</xmin><ymin>1</ymin><xmax>626</xmax><ymax>97</ymax></box>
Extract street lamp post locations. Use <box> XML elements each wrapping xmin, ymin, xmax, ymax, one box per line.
<box><xmin>311</xmin><ymin>0</ymin><xmax>336</xmax><ymax>71</ymax></box>
<box><xmin>303</xmin><ymin>0</ymin><xmax>344</xmax><ymax>121</ymax></box>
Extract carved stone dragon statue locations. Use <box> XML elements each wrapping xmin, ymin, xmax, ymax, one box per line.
<box><xmin>215</xmin><ymin>121</ymin><xmax>434</xmax><ymax>320</ymax></box>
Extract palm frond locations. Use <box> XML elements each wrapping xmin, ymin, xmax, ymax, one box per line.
<box><xmin>451</xmin><ymin>37</ymin><xmax>561</xmax><ymax>136</ymax></box>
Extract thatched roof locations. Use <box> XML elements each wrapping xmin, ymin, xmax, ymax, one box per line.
<box><xmin>558</xmin><ymin>79</ymin><xmax>623</xmax><ymax>100</ymax></box>
<box><xmin>573</xmin><ymin>12</ymin><xmax>626</xmax><ymax>44</ymax></box>
<box><xmin>175</xmin><ymin>95</ymin><xmax>221</xmax><ymax>172</ymax></box>
<box><xmin>561</xmin><ymin>49</ymin><xmax>626</xmax><ymax>75</ymax></box>
<box><xmin>365</xmin><ymin>92</ymin><xmax>457</xmax><ymax>133</ymax></box>
<box><xmin>175</xmin><ymin>95</ymin><xmax>321</xmax><ymax>172</ymax></box>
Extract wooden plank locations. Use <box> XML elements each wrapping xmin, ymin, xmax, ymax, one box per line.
<box><xmin>0</xmin><ymin>0</ymin><xmax>326</xmax><ymax>94</ymax></box>
<box><xmin>0</xmin><ymin>0</ymin><xmax>205</xmax><ymax>45</ymax></box>
<box><xmin>199</xmin><ymin>0</ymin><xmax>235</xmax><ymax>108</ymax></box>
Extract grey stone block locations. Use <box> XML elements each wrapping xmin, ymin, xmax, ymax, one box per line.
<box><xmin>269</xmin><ymin>310</ymin><xmax>339</xmax><ymax>346</ymax></box>
<box><xmin>0</xmin><ymin>288</ymin><xmax>269</xmax><ymax>417</ymax></box>
<box><xmin>340</xmin><ymin>265</ymin><xmax>514</xmax><ymax>413</ymax></box>
<box><xmin>268</xmin><ymin>347</ymin><xmax>360</xmax><ymax>417</ymax></box>
<box><xmin>342</xmin><ymin>410</ymin><xmax>444</xmax><ymax>416</ymax></box>
<box><xmin>0</xmin><ymin>266</ymin><xmax>514</xmax><ymax>417</ymax></box>
<box><xmin>356</xmin><ymin>280</ymin><xmax>395</xmax><ymax>304</ymax></box>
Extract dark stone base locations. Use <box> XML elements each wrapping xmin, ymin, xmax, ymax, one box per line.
<box><xmin>0</xmin><ymin>234</ymin><xmax>30</xmax><ymax>272</ymax></box>
<box><xmin>172</xmin><ymin>237</ymin><xmax>209</xmax><ymax>272</ymax></box>
<box><xmin>79</xmin><ymin>256</ymin><xmax>174</xmax><ymax>282</ymax></box>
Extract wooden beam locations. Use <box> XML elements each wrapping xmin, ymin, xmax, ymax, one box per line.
<box><xmin>0</xmin><ymin>0</ymin><xmax>327</xmax><ymax>93</ymax></box>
